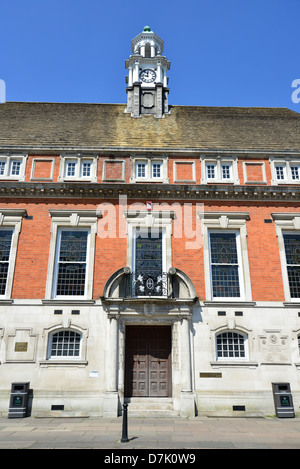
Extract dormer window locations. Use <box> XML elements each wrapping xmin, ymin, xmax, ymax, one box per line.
<box><xmin>0</xmin><ymin>154</ymin><xmax>27</xmax><ymax>181</ymax></box>
<box><xmin>270</xmin><ymin>157</ymin><xmax>300</xmax><ymax>184</ymax></box>
<box><xmin>130</xmin><ymin>156</ymin><xmax>168</xmax><ymax>183</ymax></box>
<box><xmin>201</xmin><ymin>157</ymin><xmax>239</xmax><ymax>184</ymax></box>
<box><xmin>59</xmin><ymin>154</ymin><xmax>97</xmax><ymax>182</ymax></box>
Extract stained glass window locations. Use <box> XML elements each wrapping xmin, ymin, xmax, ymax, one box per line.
<box><xmin>0</xmin><ymin>230</ymin><xmax>13</xmax><ymax>295</ymax></box>
<box><xmin>283</xmin><ymin>234</ymin><xmax>300</xmax><ymax>298</ymax></box>
<box><xmin>210</xmin><ymin>232</ymin><xmax>240</xmax><ymax>298</ymax></box>
<box><xmin>134</xmin><ymin>231</ymin><xmax>166</xmax><ymax>296</ymax></box>
<box><xmin>56</xmin><ymin>230</ymin><xmax>88</xmax><ymax>296</ymax></box>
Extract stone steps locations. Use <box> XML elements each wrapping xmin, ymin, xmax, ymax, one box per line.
<box><xmin>124</xmin><ymin>397</ymin><xmax>179</xmax><ymax>417</ymax></box>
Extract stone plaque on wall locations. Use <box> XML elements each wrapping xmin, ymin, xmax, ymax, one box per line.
<box><xmin>6</xmin><ymin>329</ymin><xmax>37</xmax><ymax>362</ymax></box>
<box><xmin>259</xmin><ymin>331</ymin><xmax>290</xmax><ymax>363</ymax></box>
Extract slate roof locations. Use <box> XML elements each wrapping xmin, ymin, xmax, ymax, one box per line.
<box><xmin>0</xmin><ymin>101</ymin><xmax>299</xmax><ymax>152</ymax></box>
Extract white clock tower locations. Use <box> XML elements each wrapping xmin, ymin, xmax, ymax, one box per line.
<box><xmin>125</xmin><ymin>26</ymin><xmax>171</xmax><ymax>118</ymax></box>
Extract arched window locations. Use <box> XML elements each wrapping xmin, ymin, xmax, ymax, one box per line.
<box><xmin>216</xmin><ymin>331</ymin><xmax>247</xmax><ymax>360</ymax></box>
<box><xmin>48</xmin><ymin>330</ymin><xmax>81</xmax><ymax>359</ymax></box>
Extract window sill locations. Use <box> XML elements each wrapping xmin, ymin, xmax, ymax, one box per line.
<box><xmin>42</xmin><ymin>299</ymin><xmax>95</xmax><ymax>305</ymax></box>
<box><xmin>210</xmin><ymin>361</ymin><xmax>258</xmax><ymax>368</ymax></box>
<box><xmin>40</xmin><ymin>360</ymin><xmax>88</xmax><ymax>367</ymax></box>
<box><xmin>203</xmin><ymin>300</ymin><xmax>256</xmax><ymax>307</ymax></box>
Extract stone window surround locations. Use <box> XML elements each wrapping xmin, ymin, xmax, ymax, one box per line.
<box><xmin>45</xmin><ymin>210</ymin><xmax>100</xmax><ymax>301</ymax></box>
<box><xmin>124</xmin><ymin>210</ymin><xmax>175</xmax><ymax>275</ymax></box>
<box><xmin>130</xmin><ymin>155</ymin><xmax>169</xmax><ymax>183</ymax></box>
<box><xmin>0</xmin><ymin>209</ymin><xmax>27</xmax><ymax>300</ymax></box>
<box><xmin>0</xmin><ymin>153</ymin><xmax>27</xmax><ymax>181</ymax></box>
<box><xmin>200</xmin><ymin>212</ymin><xmax>252</xmax><ymax>303</ymax></box>
<box><xmin>270</xmin><ymin>156</ymin><xmax>300</xmax><ymax>185</ymax></box>
<box><xmin>40</xmin><ymin>321</ymin><xmax>88</xmax><ymax>366</ymax></box>
<box><xmin>58</xmin><ymin>153</ymin><xmax>98</xmax><ymax>182</ymax></box>
<box><xmin>272</xmin><ymin>212</ymin><xmax>300</xmax><ymax>303</ymax></box>
<box><xmin>200</xmin><ymin>156</ymin><xmax>239</xmax><ymax>185</ymax></box>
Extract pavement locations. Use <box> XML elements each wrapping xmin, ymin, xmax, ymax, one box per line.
<box><xmin>0</xmin><ymin>415</ymin><xmax>299</xmax><ymax>451</ymax></box>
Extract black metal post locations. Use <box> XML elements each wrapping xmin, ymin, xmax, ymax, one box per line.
<box><xmin>121</xmin><ymin>403</ymin><xmax>129</xmax><ymax>442</ymax></box>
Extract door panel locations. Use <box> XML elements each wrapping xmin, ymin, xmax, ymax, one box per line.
<box><xmin>125</xmin><ymin>326</ymin><xmax>171</xmax><ymax>397</ymax></box>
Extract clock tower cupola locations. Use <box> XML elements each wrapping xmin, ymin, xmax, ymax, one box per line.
<box><xmin>125</xmin><ymin>26</ymin><xmax>171</xmax><ymax>118</ymax></box>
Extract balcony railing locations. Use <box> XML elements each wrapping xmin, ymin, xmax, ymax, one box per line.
<box><xmin>131</xmin><ymin>271</ymin><xmax>168</xmax><ymax>297</ymax></box>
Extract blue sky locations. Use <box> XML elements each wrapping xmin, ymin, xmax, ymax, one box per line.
<box><xmin>1</xmin><ymin>0</ymin><xmax>300</xmax><ymax>112</ymax></box>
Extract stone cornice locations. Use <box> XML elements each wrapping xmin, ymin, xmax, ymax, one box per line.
<box><xmin>0</xmin><ymin>181</ymin><xmax>299</xmax><ymax>202</ymax></box>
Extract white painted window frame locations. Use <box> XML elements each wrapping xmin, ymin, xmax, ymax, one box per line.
<box><xmin>58</xmin><ymin>154</ymin><xmax>97</xmax><ymax>182</ymax></box>
<box><xmin>201</xmin><ymin>212</ymin><xmax>252</xmax><ymax>302</ymax></box>
<box><xmin>0</xmin><ymin>154</ymin><xmax>27</xmax><ymax>181</ymax></box>
<box><xmin>270</xmin><ymin>157</ymin><xmax>300</xmax><ymax>185</ymax></box>
<box><xmin>130</xmin><ymin>156</ymin><xmax>169</xmax><ymax>183</ymax></box>
<box><xmin>200</xmin><ymin>156</ymin><xmax>239</xmax><ymax>184</ymax></box>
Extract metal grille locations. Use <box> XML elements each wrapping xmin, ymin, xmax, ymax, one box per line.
<box><xmin>50</xmin><ymin>330</ymin><xmax>81</xmax><ymax>357</ymax></box>
<box><xmin>56</xmin><ymin>231</ymin><xmax>88</xmax><ymax>296</ymax></box>
<box><xmin>216</xmin><ymin>332</ymin><xmax>246</xmax><ymax>358</ymax></box>
<box><xmin>210</xmin><ymin>233</ymin><xmax>240</xmax><ymax>297</ymax></box>
<box><xmin>0</xmin><ymin>230</ymin><xmax>13</xmax><ymax>295</ymax></box>
<box><xmin>283</xmin><ymin>234</ymin><xmax>300</xmax><ymax>298</ymax></box>
<box><xmin>132</xmin><ymin>271</ymin><xmax>168</xmax><ymax>296</ymax></box>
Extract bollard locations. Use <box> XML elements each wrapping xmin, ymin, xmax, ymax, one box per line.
<box><xmin>121</xmin><ymin>403</ymin><xmax>129</xmax><ymax>442</ymax></box>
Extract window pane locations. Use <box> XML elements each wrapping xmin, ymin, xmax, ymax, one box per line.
<box><xmin>291</xmin><ymin>165</ymin><xmax>300</xmax><ymax>180</ymax></box>
<box><xmin>206</xmin><ymin>164</ymin><xmax>215</xmax><ymax>179</ymax></box>
<box><xmin>136</xmin><ymin>162</ymin><xmax>146</xmax><ymax>178</ymax></box>
<box><xmin>212</xmin><ymin>265</ymin><xmax>240</xmax><ymax>297</ymax></box>
<box><xmin>284</xmin><ymin>234</ymin><xmax>300</xmax><ymax>265</ymax></box>
<box><xmin>56</xmin><ymin>231</ymin><xmax>88</xmax><ymax>296</ymax></box>
<box><xmin>0</xmin><ymin>161</ymin><xmax>6</xmax><ymax>175</ymax></box>
<box><xmin>59</xmin><ymin>231</ymin><xmax>88</xmax><ymax>262</ymax></box>
<box><xmin>275</xmin><ymin>165</ymin><xmax>285</xmax><ymax>180</ymax></box>
<box><xmin>0</xmin><ymin>230</ymin><xmax>13</xmax><ymax>295</ymax></box>
<box><xmin>221</xmin><ymin>164</ymin><xmax>231</xmax><ymax>179</ymax></box>
<box><xmin>210</xmin><ymin>233</ymin><xmax>238</xmax><ymax>264</ymax></box>
<box><xmin>50</xmin><ymin>330</ymin><xmax>81</xmax><ymax>357</ymax></box>
<box><xmin>216</xmin><ymin>332</ymin><xmax>245</xmax><ymax>359</ymax></box>
<box><xmin>10</xmin><ymin>160</ymin><xmax>21</xmax><ymax>176</ymax></box>
<box><xmin>66</xmin><ymin>161</ymin><xmax>76</xmax><ymax>177</ymax></box>
<box><xmin>134</xmin><ymin>231</ymin><xmax>165</xmax><ymax>296</ymax></box>
<box><xmin>56</xmin><ymin>263</ymin><xmax>86</xmax><ymax>296</ymax></box>
<box><xmin>81</xmin><ymin>161</ymin><xmax>92</xmax><ymax>177</ymax></box>
<box><xmin>210</xmin><ymin>233</ymin><xmax>240</xmax><ymax>297</ymax></box>
<box><xmin>151</xmin><ymin>162</ymin><xmax>161</xmax><ymax>178</ymax></box>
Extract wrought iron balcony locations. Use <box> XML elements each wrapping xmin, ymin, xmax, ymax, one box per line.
<box><xmin>102</xmin><ymin>266</ymin><xmax>197</xmax><ymax>301</ymax></box>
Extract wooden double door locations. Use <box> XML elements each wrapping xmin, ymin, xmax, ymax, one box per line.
<box><xmin>125</xmin><ymin>326</ymin><xmax>171</xmax><ymax>397</ymax></box>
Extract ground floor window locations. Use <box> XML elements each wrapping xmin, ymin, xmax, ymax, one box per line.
<box><xmin>48</xmin><ymin>330</ymin><xmax>81</xmax><ymax>358</ymax></box>
<box><xmin>216</xmin><ymin>331</ymin><xmax>247</xmax><ymax>359</ymax></box>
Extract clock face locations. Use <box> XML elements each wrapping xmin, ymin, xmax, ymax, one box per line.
<box><xmin>140</xmin><ymin>69</ymin><xmax>156</xmax><ymax>83</ymax></box>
